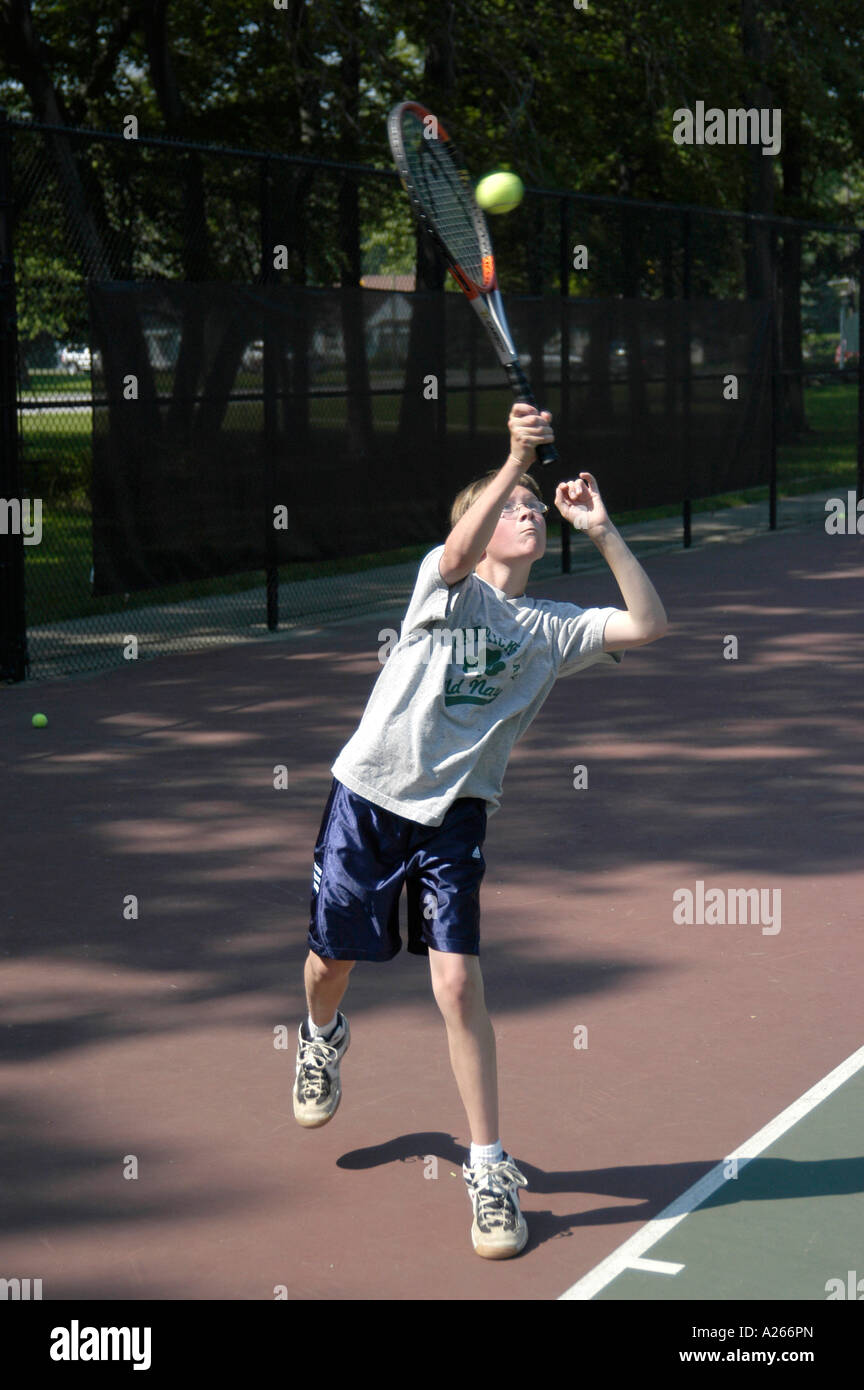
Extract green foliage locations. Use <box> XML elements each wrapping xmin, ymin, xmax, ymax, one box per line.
<box><xmin>3</xmin><ymin>1</ymin><xmax>864</xmax><ymax>236</ymax></box>
<box><xmin>16</xmin><ymin>251</ymin><xmax>83</xmax><ymax>344</ymax></box>
<box><xmin>1</xmin><ymin>1</ymin><xmax>863</xmax><ymax>302</ymax></box>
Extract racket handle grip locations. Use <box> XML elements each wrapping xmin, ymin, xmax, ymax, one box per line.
<box><xmin>505</xmin><ymin>361</ymin><xmax>558</xmax><ymax>466</ymax></box>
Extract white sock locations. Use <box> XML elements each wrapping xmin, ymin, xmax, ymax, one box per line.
<box><xmin>308</xmin><ymin>1012</ymin><xmax>339</xmax><ymax>1040</ymax></box>
<box><xmin>470</xmin><ymin>1139</ymin><xmax>504</xmax><ymax>1167</ymax></box>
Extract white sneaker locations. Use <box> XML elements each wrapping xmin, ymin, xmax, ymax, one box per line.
<box><xmin>292</xmin><ymin>1013</ymin><xmax>351</xmax><ymax>1128</ymax></box>
<box><xmin>462</xmin><ymin>1152</ymin><xmax>529</xmax><ymax>1258</ymax></box>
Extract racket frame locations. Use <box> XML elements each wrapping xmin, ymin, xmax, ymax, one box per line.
<box><xmin>387</xmin><ymin>100</ymin><xmax>556</xmax><ymax>464</ymax></box>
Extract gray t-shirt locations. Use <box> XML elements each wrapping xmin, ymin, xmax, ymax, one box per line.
<box><xmin>331</xmin><ymin>543</ymin><xmax>624</xmax><ymax>826</ymax></box>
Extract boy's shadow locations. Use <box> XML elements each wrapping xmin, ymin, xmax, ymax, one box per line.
<box><xmin>337</xmin><ymin>1134</ymin><xmax>864</xmax><ymax>1253</ymax></box>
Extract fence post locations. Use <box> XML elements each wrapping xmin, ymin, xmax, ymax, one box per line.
<box><xmin>559</xmin><ymin>194</ymin><xmax>571</xmax><ymax>575</ymax></box>
<box><xmin>436</xmin><ymin>284</ymin><xmax>447</xmax><ymax>535</ymax></box>
<box><xmin>777</xmin><ymin>222</ymin><xmax>783</xmax><ymax>530</ymax></box>
<box><xmin>260</xmin><ymin>156</ymin><xmax>279</xmax><ymax>630</ymax></box>
<box><xmin>858</xmin><ymin>233</ymin><xmax>864</xmax><ymax>507</ymax></box>
<box><xmin>681</xmin><ymin>210</ymin><xmax>692</xmax><ymax>548</ymax></box>
<box><xmin>0</xmin><ymin>108</ymin><xmax>28</xmax><ymax>682</ymax></box>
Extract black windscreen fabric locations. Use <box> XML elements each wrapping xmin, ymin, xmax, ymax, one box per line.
<box><xmin>89</xmin><ymin>282</ymin><xmax>772</xmax><ymax>597</ymax></box>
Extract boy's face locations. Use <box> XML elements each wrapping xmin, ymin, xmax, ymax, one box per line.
<box><xmin>483</xmin><ymin>485</ymin><xmax>547</xmax><ymax>564</ymax></box>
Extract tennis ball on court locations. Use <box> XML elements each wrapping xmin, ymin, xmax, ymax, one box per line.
<box><xmin>475</xmin><ymin>171</ymin><xmax>524</xmax><ymax>214</ymax></box>
<box><xmin>32</xmin><ymin>713</ymin><xmax>47</xmax><ymax>727</ymax></box>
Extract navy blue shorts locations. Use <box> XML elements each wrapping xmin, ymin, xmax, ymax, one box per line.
<box><xmin>307</xmin><ymin>778</ymin><xmax>488</xmax><ymax>961</ymax></box>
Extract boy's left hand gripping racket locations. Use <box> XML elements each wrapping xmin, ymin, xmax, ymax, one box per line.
<box><xmin>387</xmin><ymin>100</ymin><xmax>557</xmax><ymax>466</ymax></box>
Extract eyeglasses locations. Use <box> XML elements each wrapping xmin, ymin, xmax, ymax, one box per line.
<box><xmin>500</xmin><ymin>499</ymin><xmax>548</xmax><ymax>518</ymax></box>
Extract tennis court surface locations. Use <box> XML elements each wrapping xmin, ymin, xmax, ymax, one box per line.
<box><xmin>1</xmin><ymin>517</ymin><xmax>862</xmax><ymax>1303</ymax></box>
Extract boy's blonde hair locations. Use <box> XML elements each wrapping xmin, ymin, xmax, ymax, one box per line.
<box><xmin>449</xmin><ymin>469</ymin><xmax>542</xmax><ymax>531</ymax></box>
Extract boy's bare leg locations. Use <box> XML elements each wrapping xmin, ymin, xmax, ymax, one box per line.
<box><xmin>304</xmin><ymin>949</ymin><xmax>355</xmax><ymax>1026</ymax></box>
<box><xmin>430</xmin><ymin>952</ymin><xmax>499</xmax><ymax>1147</ymax></box>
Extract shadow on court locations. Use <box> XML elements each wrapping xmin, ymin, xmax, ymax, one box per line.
<box><xmin>0</xmin><ymin>522</ymin><xmax>862</xmax><ymax>1299</ymax></box>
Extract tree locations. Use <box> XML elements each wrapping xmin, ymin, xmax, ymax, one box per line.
<box><xmin>3</xmin><ymin>0</ymin><xmax>864</xmax><ymax>465</ymax></box>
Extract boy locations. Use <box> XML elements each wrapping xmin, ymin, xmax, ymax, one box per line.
<box><xmin>293</xmin><ymin>402</ymin><xmax>668</xmax><ymax>1259</ymax></box>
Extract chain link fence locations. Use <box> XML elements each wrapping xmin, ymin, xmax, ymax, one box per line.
<box><xmin>2</xmin><ymin>114</ymin><xmax>862</xmax><ymax>683</ymax></box>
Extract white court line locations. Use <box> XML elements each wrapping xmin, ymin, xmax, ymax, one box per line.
<box><xmin>628</xmin><ymin>1257</ymin><xmax>685</xmax><ymax>1275</ymax></box>
<box><xmin>558</xmin><ymin>1042</ymin><xmax>864</xmax><ymax>1300</ymax></box>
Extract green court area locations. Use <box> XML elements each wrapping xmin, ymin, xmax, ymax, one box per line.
<box><xmin>588</xmin><ymin>1059</ymin><xmax>864</xmax><ymax>1302</ymax></box>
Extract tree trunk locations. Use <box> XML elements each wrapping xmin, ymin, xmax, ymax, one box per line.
<box><xmin>740</xmin><ymin>0</ymin><xmax>775</xmax><ymax>301</ymax></box>
<box><xmin>282</xmin><ymin>0</ymin><xmax>317</xmax><ymax>445</ymax></box>
<box><xmin>337</xmin><ymin>2</ymin><xmax>373</xmax><ymax>466</ymax></box>
<box><xmin>398</xmin><ymin>2</ymin><xmax>454</xmax><ymax>457</ymax></box>
<box><xmin>141</xmin><ymin>0</ymin><xmax>212</xmax><ymax>444</ymax></box>
<box><xmin>0</xmin><ymin>0</ymin><xmax>161</xmax><ymax>440</ymax></box>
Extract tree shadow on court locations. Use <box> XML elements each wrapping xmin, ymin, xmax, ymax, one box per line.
<box><xmin>0</xmin><ymin>1091</ymin><xmax>252</xmax><ymax>1298</ymax></box>
<box><xmin>1</xmin><ymin>527</ymin><xmax>862</xmax><ymax>1278</ymax></box>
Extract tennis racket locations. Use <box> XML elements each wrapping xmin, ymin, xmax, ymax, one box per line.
<box><xmin>387</xmin><ymin>100</ymin><xmax>558</xmax><ymax>466</ymax></box>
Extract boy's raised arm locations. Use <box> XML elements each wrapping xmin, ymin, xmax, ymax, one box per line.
<box><xmin>554</xmin><ymin>474</ymin><xmax>668</xmax><ymax>648</ymax></box>
<box><xmin>439</xmin><ymin>404</ymin><xmax>553</xmax><ymax>585</ymax></box>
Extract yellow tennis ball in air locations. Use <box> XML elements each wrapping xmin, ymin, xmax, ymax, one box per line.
<box><xmin>475</xmin><ymin>171</ymin><xmax>524</xmax><ymax>214</ymax></box>
<box><xmin>32</xmin><ymin>713</ymin><xmax>47</xmax><ymax>727</ymax></box>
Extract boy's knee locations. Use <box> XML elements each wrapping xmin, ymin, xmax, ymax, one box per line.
<box><xmin>308</xmin><ymin>950</ymin><xmax>355</xmax><ymax>976</ymax></box>
<box><xmin>429</xmin><ymin>951</ymin><xmax>483</xmax><ymax>1007</ymax></box>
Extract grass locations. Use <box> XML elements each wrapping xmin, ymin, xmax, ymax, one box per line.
<box><xmin>16</xmin><ymin>379</ymin><xmax>860</xmax><ymax>627</ymax></box>
<box><xmin>21</xmin><ymin>369</ymin><xmax>94</xmax><ymax>394</ymax></box>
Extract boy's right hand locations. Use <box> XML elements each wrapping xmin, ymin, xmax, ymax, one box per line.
<box><xmin>507</xmin><ymin>401</ymin><xmax>554</xmax><ymax>467</ymax></box>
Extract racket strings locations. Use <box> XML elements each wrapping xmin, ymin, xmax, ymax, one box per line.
<box><xmin>399</xmin><ymin>114</ymin><xmax>488</xmax><ymax>286</ymax></box>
